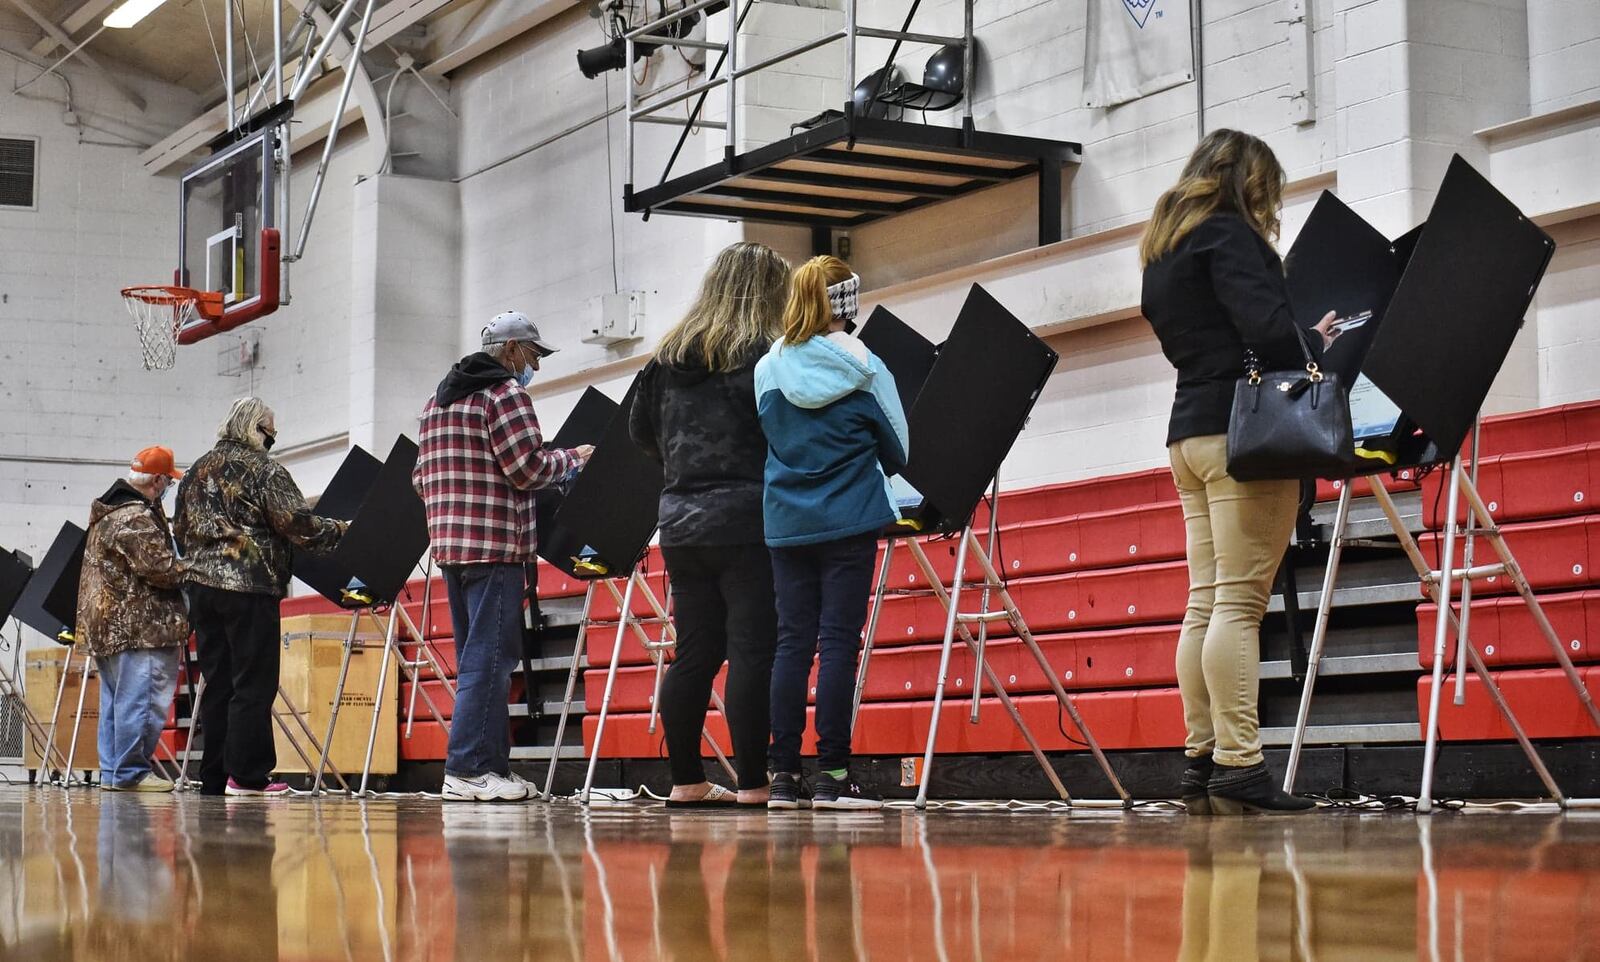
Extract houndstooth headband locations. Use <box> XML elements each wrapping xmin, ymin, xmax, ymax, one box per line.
<box><xmin>827</xmin><ymin>273</ymin><xmax>861</xmax><ymax>323</ymax></box>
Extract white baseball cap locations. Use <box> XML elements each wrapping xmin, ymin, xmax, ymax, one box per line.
<box><xmin>482</xmin><ymin>310</ymin><xmax>559</xmax><ymax>356</ymax></box>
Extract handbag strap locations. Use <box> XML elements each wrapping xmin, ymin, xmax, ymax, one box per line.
<box><xmin>1243</xmin><ymin>323</ymin><xmax>1323</xmax><ymax>386</ymax></box>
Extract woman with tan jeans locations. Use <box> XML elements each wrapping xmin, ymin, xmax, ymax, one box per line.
<box><xmin>1140</xmin><ymin>129</ymin><xmax>1339</xmax><ymax>815</ymax></box>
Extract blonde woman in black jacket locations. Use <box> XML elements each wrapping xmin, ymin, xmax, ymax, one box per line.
<box><xmin>629</xmin><ymin>242</ymin><xmax>791</xmax><ymax>808</ymax></box>
<box><xmin>1140</xmin><ymin>130</ymin><xmax>1339</xmax><ymax>815</ymax></box>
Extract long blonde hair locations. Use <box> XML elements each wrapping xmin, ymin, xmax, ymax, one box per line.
<box><xmin>1139</xmin><ymin>129</ymin><xmax>1287</xmax><ymax>268</ymax></box>
<box><xmin>782</xmin><ymin>255</ymin><xmax>854</xmax><ymax>345</ymax></box>
<box><xmin>217</xmin><ymin>397</ymin><xmax>273</xmax><ymax>450</ymax></box>
<box><xmin>655</xmin><ymin>242</ymin><xmax>790</xmax><ymax>372</ymax></box>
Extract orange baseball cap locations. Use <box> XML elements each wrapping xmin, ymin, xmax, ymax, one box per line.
<box><xmin>131</xmin><ymin>445</ymin><xmax>183</xmax><ymax>479</ymax></box>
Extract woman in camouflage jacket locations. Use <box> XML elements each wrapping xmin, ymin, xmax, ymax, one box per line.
<box><xmin>173</xmin><ymin>397</ymin><xmax>346</xmax><ymax>796</ymax></box>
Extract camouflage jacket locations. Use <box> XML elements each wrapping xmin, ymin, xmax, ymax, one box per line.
<box><xmin>174</xmin><ymin>439</ymin><xmax>344</xmax><ymax>597</ymax></box>
<box><xmin>75</xmin><ymin>481</ymin><xmax>189</xmax><ymax>657</ymax></box>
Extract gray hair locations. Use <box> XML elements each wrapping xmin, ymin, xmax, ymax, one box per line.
<box><xmin>486</xmin><ymin>341</ymin><xmax>515</xmax><ymax>363</ymax></box>
<box><xmin>128</xmin><ymin>470</ymin><xmax>161</xmax><ymax>487</ymax></box>
<box><xmin>218</xmin><ymin>396</ymin><xmax>273</xmax><ymax>450</ymax></box>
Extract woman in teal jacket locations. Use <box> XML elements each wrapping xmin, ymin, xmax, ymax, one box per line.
<box><xmin>755</xmin><ymin>255</ymin><xmax>908</xmax><ymax>811</ymax></box>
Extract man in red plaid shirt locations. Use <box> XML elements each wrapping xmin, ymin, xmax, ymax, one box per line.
<box><xmin>414</xmin><ymin>311</ymin><xmax>593</xmax><ymax>802</ymax></box>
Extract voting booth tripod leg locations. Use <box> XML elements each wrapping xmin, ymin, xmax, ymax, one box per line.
<box><xmin>970</xmin><ymin>476</ymin><xmax>1003</xmax><ymax>723</ymax></box>
<box><xmin>0</xmin><ymin>644</ymin><xmax>70</xmax><ymax>775</ymax></box>
<box><xmin>178</xmin><ymin>674</ymin><xmax>206</xmax><ymax>789</ymax></box>
<box><xmin>273</xmin><ymin>684</ymin><xmax>351</xmax><ymax>793</ymax></box>
<box><xmin>582</xmin><ymin>573</ymin><xmax>640</xmax><ymax>805</ymax></box>
<box><xmin>625</xmin><ymin>574</ymin><xmax>738</xmax><ymax>784</ymax></box>
<box><xmin>354</xmin><ymin>606</ymin><xmax>403</xmax><ymax>796</ymax></box>
<box><xmin>908</xmin><ymin>528</ymin><xmax>1070</xmax><ymax>809</ymax></box>
<box><xmin>313</xmin><ymin>610</ymin><xmax>365</xmax><ymax>795</ymax></box>
<box><xmin>63</xmin><ymin>649</ymin><xmax>93</xmax><ymax>786</ymax></box>
<box><xmin>851</xmin><ymin>537</ymin><xmax>896</xmax><ymax>729</ymax></box>
<box><xmin>402</xmin><ymin>559</ymin><xmax>455</xmax><ymax>740</ymax></box>
<box><xmin>544</xmin><ymin>582</ymin><xmax>597</xmax><ymax>800</ymax></box>
<box><xmin>41</xmin><ymin>645</ymin><xmax>77</xmax><ymax>784</ymax></box>
<box><xmin>1283</xmin><ymin>483</ymin><xmax>1355</xmax><ymax>793</ymax></box>
<box><xmin>961</xmin><ymin>529</ymin><xmax>1129</xmax><ymax>805</ymax></box>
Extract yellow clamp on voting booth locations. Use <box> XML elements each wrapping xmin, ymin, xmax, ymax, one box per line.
<box><xmin>572</xmin><ymin>558</ymin><xmax>610</xmax><ymax>577</ymax></box>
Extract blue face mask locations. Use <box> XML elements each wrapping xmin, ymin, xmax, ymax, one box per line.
<box><xmin>517</xmin><ymin>364</ymin><xmax>535</xmax><ymax>387</ymax></box>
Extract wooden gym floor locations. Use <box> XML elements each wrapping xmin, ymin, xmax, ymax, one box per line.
<box><xmin>1</xmin><ymin>786</ymin><xmax>1598</xmax><ymax>960</ymax></box>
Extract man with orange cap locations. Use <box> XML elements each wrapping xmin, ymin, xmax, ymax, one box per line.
<box><xmin>75</xmin><ymin>445</ymin><xmax>190</xmax><ymax>792</ymax></box>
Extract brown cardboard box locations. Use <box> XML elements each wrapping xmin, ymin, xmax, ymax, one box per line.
<box><xmin>273</xmin><ymin>613</ymin><xmax>398</xmax><ymax>776</ymax></box>
<box><xmin>24</xmin><ymin>646</ymin><xmax>99</xmax><ymax>771</ymax></box>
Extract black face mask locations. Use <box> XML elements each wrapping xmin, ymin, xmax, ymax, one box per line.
<box><xmin>260</xmin><ymin>428</ymin><xmax>276</xmax><ymax>451</ymax></box>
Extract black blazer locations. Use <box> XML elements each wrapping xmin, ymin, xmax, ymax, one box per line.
<box><xmin>1141</xmin><ymin>213</ymin><xmax>1320</xmax><ymax>445</ymax></box>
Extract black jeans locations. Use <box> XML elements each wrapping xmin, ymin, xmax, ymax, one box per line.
<box><xmin>188</xmin><ymin>584</ymin><xmax>281</xmax><ymax>794</ymax></box>
<box><xmin>658</xmin><ymin>543</ymin><xmax>777</xmax><ymax>790</ymax></box>
<box><xmin>768</xmin><ymin>534</ymin><xmax>878</xmax><ymax>774</ymax></box>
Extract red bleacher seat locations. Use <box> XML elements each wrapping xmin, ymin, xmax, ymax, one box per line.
<box><xmin>1415</xmin><ymin>515</ymin><xmax>1597</xmax><ymax>597</ymax></box>
<box><xmin>1418</xmin><ymin>590</ymin><xmax>1597</xmax><ymax>670</ymax></box>
<box><xmin>1417</xmin><ymin>666</ymin><xmax>1600</xmax><ymax>741</ymax></box>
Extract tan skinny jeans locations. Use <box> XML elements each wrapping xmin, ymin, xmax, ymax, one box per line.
<box><xmin>1169</xmin><ymin>434</ymin><xmax>1298</xmax><ymax>768</ymax></box>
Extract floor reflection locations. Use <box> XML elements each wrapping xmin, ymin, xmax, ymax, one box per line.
<box><xmin>1</xmin><ymin>787</ymin><xmax>1598</xmax><ymax>960</ymax></box>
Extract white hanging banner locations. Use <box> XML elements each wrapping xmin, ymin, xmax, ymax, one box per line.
<box><xmin>1084</xmin><ymin>0</ymin><xmax>1195</xmax><ymax>109</ymax></box>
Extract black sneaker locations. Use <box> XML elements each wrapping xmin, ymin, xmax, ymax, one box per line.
<box><xmin>768</xmin><ymin>772</ymin><xmax>806</xmax><ymax>811</ymax></box>
<box><xmin>812</xmin><ymin>772</ymin><xmax>882</xmax><ymax>811</ymax></box>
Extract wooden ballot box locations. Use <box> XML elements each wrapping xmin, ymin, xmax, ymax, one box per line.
<box><xmin>273</xmin><ymin>614</ymin><xmax>398</xmax><ymax>776</ymax></box>
<box><xmin>24</xmin><ymin>646</ymin><xmax>99</xmax><ymax>771</ymax></box>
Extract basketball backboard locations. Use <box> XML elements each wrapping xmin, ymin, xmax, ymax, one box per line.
<box><xmin>177</xmin><ymin>124</ymin><xmax>282</xmax><ymax>343</ymax></box>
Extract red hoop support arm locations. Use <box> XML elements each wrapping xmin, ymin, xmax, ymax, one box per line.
<box><xmin>175</xmin><ymin>228</ymin><xmax>282</xmax><ymax>345</ymax></box>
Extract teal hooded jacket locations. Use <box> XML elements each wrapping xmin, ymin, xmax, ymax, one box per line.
<box><xmin>754</xmin><ymin>332</ymin><xmax>910</xmax><ymax>547</ymax></box>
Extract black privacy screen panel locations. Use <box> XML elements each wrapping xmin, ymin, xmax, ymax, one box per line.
<box><xmin>901</xmin><ymin>284</ymin><xmax>1058</xmax><ymax>528</ymax></box>
<box><xmin>1364</xmin><ymin>155</ymin><xmax>1556</xmax><ymax>458</ymax></box>
<box><xmin>858</xmin><ymin>305</ymin><xmax>939</xmax><ymax>417</ymax></box>
<box><xmin>294</xmin><ymin>445</ymin><xmax>382</xmax><ymax>605</ymax></box>
<box><xmin>1284</xmin><ymin>190</ymin><xmax>1402</xmax><ymax>384</ymax></box>
<box><xmin>12</xmin><ymin>522</ymin><xmax>86</xmax><ymax>636</ymax></box>
<box><xmin>537</xmin><ymin>387</ymin><xmax>620</xmax><ymax>578</ymax></box>
<box><xmin>0</xmin><ymin>548</ymin><xmax>33</xmax><ymax>625</ymax></box>
<box><xmin>545</xmin><ymin>373</ymin><xmax>664</xmax><ymax>579</ymax></box>
<box><xmin>335</xmin><ymin>435</ymin><xmax>430</xmax><ymax>605</ymax></box>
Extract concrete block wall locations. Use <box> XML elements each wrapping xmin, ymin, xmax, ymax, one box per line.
<box><xmin>0</xmin><ymin>48</ymin><xmax>215</xmax><ymax>642</ymax></box>
<box><xmin>1527</xmin><ymin>0</ymin><xmax>1600</xmax><ymax>113</ymax></box>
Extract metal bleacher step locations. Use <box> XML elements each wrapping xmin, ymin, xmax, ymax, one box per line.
<box><xmin>1260</xmin><ymin>722</ymin><xmax>1418</xmax><ymax>745</ymax></box>
<box><xmin>508</xmin><ymin>701</ymin><xmax>577</xmax><ymax>719</ymax></box>
<box><xmin>1306</xmin><ymin>488</ymin><xmax>1424</xmax><ymax>539</ymax></box>
<box><xmin>1267</xmin><ymin>579</ymin><xmax>1420</xmax><ymax>613</ymax></box>
<box><xmin>1258</xmin><ymin>652</ymin><xmax>1421</xmax><ymax>681</ymax></box>
<box><xmin>509</xmin><ymin>745</ymin><xmax>588</xmax><ymax>761</ymax></box>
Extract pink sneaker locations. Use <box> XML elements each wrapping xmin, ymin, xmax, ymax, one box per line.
<box><xmin>225</xmin><ymin>777</ymin><xmax>293</xmax><ymax>797</ymax></box>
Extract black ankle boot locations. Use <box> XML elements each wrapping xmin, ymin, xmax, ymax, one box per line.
<box><xmin>1208</xmin><ymin>762</ymin><xmax>1317</xmax><ymax>815</ymax></box>
<box><xmin>1181</xmin><ymin>756</ymin><xmax>1214</xmax><ymax>815</ymax></box>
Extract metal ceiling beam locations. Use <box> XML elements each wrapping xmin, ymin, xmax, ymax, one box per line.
<box><xmin>28</xmin><ymin>0</ymin><xmax>117</xmax><ymax>56</ymax></box>
<box><xmin>421</xmin><ymin>0</ymin><xmax>572</xmax><ymax>76</ymax></box>
<box><xmin>284</xmin><ymin>0</ymin><xmax>387</xmax><ymax>169</ymax></box>
<box><xmin>6</xmin><ymin>0</ymin><xmax>145</xmax><ymax>110</ymax></box>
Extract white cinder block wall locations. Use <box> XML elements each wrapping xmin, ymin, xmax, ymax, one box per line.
<box><xmin>6</xmin><ymin>0</ymin><xmax>1600</xmax><ymax>640</ymax></box>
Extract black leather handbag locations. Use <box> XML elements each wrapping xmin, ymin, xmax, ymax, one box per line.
<box><xmin>1225</xmin><ymin>328</ymin><xmax>1353</xmax><ymax>482</ymax></box>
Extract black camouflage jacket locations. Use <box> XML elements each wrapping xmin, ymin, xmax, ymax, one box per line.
<box><xmin>173</xmin><ymin>439</ymin><xmax>344</xmax><ymax>597</ymax></box>
<box><xmin>628</xmin><ymin>346</ymin><xmax>768</xmax><ymax>546</ymax></box>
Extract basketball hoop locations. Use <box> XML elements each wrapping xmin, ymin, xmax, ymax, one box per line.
<box><xmin>121</xmin><ymin>285</ymin><xmax>222</xmax><ymax>371</ymax></box>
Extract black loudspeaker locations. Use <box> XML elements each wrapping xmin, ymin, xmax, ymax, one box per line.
<box><xmin>537</xmin><ymin>387</ymin><xmax>621</xmax><ymax>578</ymax></box>
<box><xmin>0</xmin><ymin>547</ymin><xmax>34</xmax><ymax>626</ymax></box>
<box><xmin>294</xmin><ymin>445</ymin><xmax>384</xmax><ymax>605</ymax></box>
<box><xmin>11</xmin><ymin>522</ymin><xmax>87</xmax><ymax>638</ymax></box>
<box><xmin>858</xmin><ymin>304</ymin><xmax>939</xmax><ymax>417</ymax></box>
<box><xmin>898</xmin><ymin>284</ymin><xmax>1058</xmax><ymax>529</ymax></box>
<box><xmin>544</xmin><ymin>372</ymin><xmax>665</xmax><ymax>579</ymax></box>
<box><xmin>334</xmin><ymin>436</ymin><xmax>431</xmax><ymax>605</ymax></box>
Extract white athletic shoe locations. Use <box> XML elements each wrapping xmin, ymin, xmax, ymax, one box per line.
<box><xmin>507</xmin><ymin>772</ymin><xmax>540</xmax><ymax>798</ymax></box>
<box><xmin>442</xmin><ymin>772</ymin><xmax>530</xmax><ymax>802</ymax></box>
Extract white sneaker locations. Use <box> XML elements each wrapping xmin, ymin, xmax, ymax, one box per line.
<box><xmin>507</xmin><ymin>772</ymin><xmax>541</xmax><ymax>798</ymax></box>
<box><xmin>442</xmin><ymin>772</ymin><xmax>530</xmax><ymax>802</ymax></box>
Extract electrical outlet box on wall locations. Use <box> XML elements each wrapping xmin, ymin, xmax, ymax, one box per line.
<box><xmin>584</xmin><ymin>291</ymin><xmax>646</xmax><ymax>345</ymax></box>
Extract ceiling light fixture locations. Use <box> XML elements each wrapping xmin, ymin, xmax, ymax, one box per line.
<box><xmin>103</xmin><ymin>0</ymin><xmax>168</xmax><ymax>29</ymax></box>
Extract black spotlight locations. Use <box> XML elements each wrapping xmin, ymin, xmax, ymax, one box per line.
<box><xmin>577</xmin><ymin>37</ymin><xmax>642</xmax><ymax>79</ymax></box>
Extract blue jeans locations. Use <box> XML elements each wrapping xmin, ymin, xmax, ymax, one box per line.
<box><xmin>96</xmin><ymin>647</ymin><xmax>178</xmax><ymax>788</ymax></box>
<box><xmin>442</xmin><ymin>563</ymin><xmax>525</xmax><ymax>778</ymax></box>
<box><xmin>768</xmin><ymin>534</ymin><xmax>878</xmax><ymax>773</ymax></box>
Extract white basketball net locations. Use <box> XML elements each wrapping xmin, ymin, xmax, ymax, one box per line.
<box><xmin>121</xmin><ymin>287</ymin><xmax>199</xmax><ymax>371</ymax></box>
